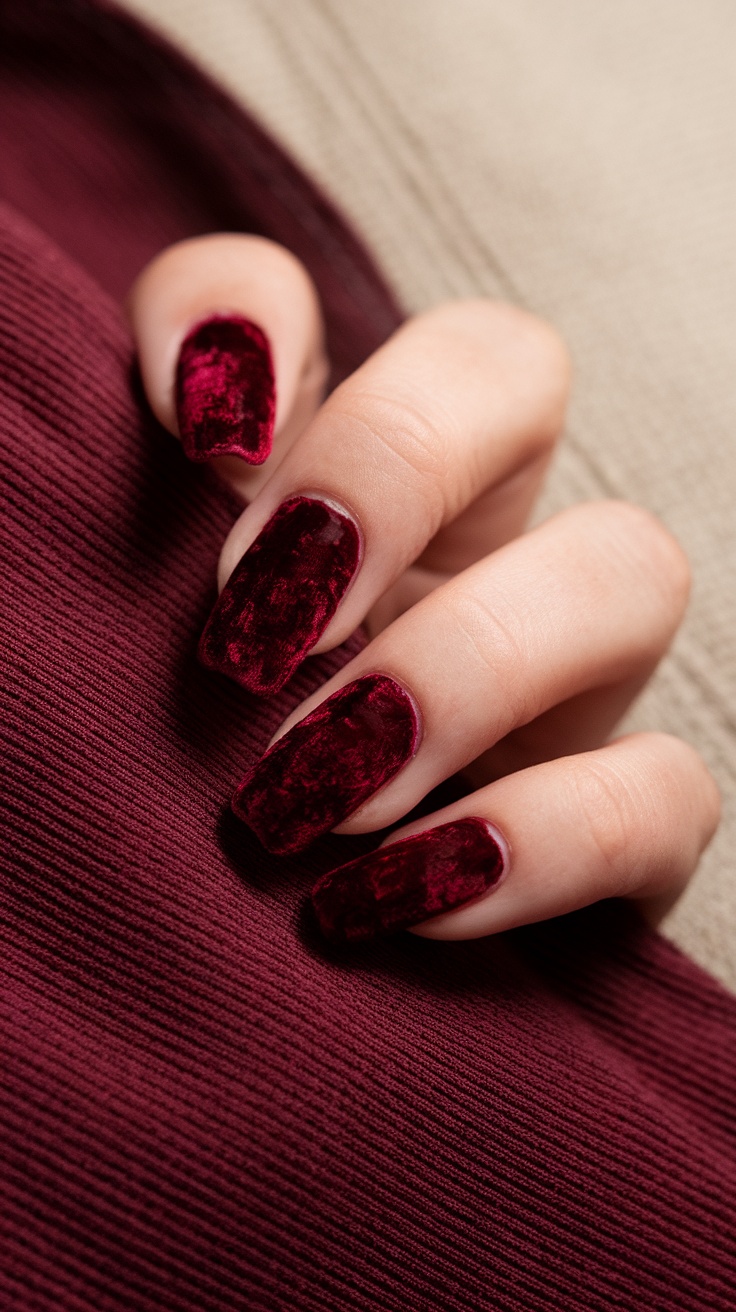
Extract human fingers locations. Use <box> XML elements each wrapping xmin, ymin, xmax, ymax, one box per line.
<box><xmin>309</xmin><ymin>733</ymin><xmax>720</xmax><ymax>943</ymax></box>
<box><xmin>367</xmin><ymin>444</ymin><xmax>558</xmax><ymax>636</ymax></box>
<box><xmin>128</xmin><ymin>233</ymin><xmax>327</xmax><ymax>498</ymax></box>
<box><xmin>198</xmin><ymin>299</ymin><xmax>568</xmax><ymax>695</ymax></box>
<box><xmin>232</xmin><ymin>500</ymin><xmax>689</xmax><ymax>853</ymax></box>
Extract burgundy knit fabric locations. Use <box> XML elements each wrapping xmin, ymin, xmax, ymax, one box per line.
<box><xmin>1</xmin><ymin>4</ymin><xmax>735</xmax><ymax>1310</ymax></box>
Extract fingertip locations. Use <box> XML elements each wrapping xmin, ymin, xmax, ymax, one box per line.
<box><xmin>644</xmin><ymin>731</ymin><xmax>721</xmax><ymax>852</ymax></box>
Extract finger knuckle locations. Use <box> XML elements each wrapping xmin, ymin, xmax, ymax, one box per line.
<box><xmin>438</xmin><ymin>588</ymin><xmax>529</xmax><ymax>722</ymax></box>
<box><xmin>421</xmin><ymin>299</ymin><xmax>571</xmax><ymax>445</ymax></box>
<box><xmin>574</xmin><ymin>757</ymin><xmax>638</xmax><ymax>889</ymax></box>
<box><xmin>645</xmin><ymin>732</ymin><xmax>722</xmax><ymax>843</ymax></box>
<box><xmin>493</xmin><ymin>303</ymin><xmax>572</xmax><ymax>392</ymax></box>
<box><xmin>593</xmin><ymin>501</ymin><xmax>692</xmax><ymax>618</ymax></box>
<box><xmin>585</xmin><ymin>733</ymin><xmax>721</xmax><ymax>892</ymax></box>
<box><xmin>334</xmin><ymin>390</ymin><xmax>454</xmax><ymax>528</ymax></box>
<box><xmin>422</xmin><ymin>298</ymin><xmax>570</xmax><ymax>371</ymax></box>
<box><xmin>493</xmin><ymin>306</ymin><xmax>572</xmax><ymax>446</ymax></box>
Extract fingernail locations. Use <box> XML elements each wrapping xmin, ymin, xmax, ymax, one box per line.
<box><xmin>232</xmin><ymin>674</ymin><xmax>420</xmax><ymax>853</ymax></box>
<box><xmin>311</xmin><ymin>817</ymin><xmax>506</xmax><ymax>943</ymax></box>
<box><xmin>199</xmin><ymin>495</ymin><xmax>361</xmax><ymax>694</ymax></box>
<box><xmin>175</xmin><ymin>315</ymin><xmax>276</xmax><ymax>464</ymax></box>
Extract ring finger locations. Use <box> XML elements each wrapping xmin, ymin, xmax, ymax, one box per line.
<box><xmin>310</xmin><ymin>732</ymin><xmax>719</xmax><ymax>943</ymax></box>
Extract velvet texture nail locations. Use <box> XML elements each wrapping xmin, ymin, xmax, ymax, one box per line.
<box><xmin>232</xmin><ymin>674</ymin><xmax>419</xmax><ymax>853</ymax></box>
<box><xmin>175</xmin><ymin>315</ymin><xmax>276</xmax><ymax>464</ymax></box>
<box><xmin>199</xmin><ymin>495</ymin><xmax>361</xmax><ymax>695</ymax></box>
<box><xmin>311</xmin><ymin>817</ymin><xmax>505</xmax><ymax>943</ymax></box>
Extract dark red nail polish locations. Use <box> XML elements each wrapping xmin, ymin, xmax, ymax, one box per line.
<box><xmin>175</xmin><ymin>315</ymin><xmax>275</xmax><ymax>464</ymax></box>
<box><xmin>232</xmin><ymin>674</ymin><xmax>420</xmax><ymax>853</ymax></box>
<box><xmin>199</xmin><ymin>495</ymin><xmax>361</xmax><ymax>695</ymax></box>
<box><xmin>311</xmin><ymin>817</ymin><xmax>505</xmax><ymax>943</ymax></box>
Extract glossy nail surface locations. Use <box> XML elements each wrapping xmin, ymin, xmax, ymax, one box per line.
<box><xmin>232</xmin><ymin>674</ymin><xmax>420</xmax><ymax>853</ymax></box>
<box><xmin>175</xmin><ymin>315</ymin><xmax>275</xmax><ymax>463</ymax></box>
<box><xmin>199</xmin><ymin>495</ymin><xmax>361</xmax><ymax>695</ymax></box>
<box><xmin>311</xmin><ymin>817</ymin><xmax>505</xmax><ymax>943</ymax></box>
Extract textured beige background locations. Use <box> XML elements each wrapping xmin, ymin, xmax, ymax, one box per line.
<box><xmin>124</xmin><ymin>0</ymin><xmax>736</xmax><ymax>989</ymax></box>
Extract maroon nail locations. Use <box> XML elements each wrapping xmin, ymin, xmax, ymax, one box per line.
<box><xmin>311</xmin><ymin>817</ymin><xmax>506</xmax><ymax>943</ymax></box>
<box><xmin>232</xmin><ymin>674</ymin><xmax>420</xmax><ymax>853</ymax></box>
<box><xmin>199</xmin><ymin>495</ymin><xmax>361</xmax><ymax>695</ymax></box>
<box><xmin>175</xmin><ymin>315</ymin><xmax>275</xmax><ymax>464</ymax></box>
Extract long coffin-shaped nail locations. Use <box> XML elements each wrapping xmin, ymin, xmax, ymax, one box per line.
<box><xmin>199</xmin><ymin>495</ymin><xmax>361</xmax><ymax>695</ymax></box>
<box><xmin>311</xmin><ymin>817</ymin><xmax>506</xmax><ymax>943</ymax></box>
<box><xmin>175</xmin><ymin>315</ymin><xmax>276</xmax><ymax>464</ymax></box>
<box><xmin>232</xmin><ymin>674</ymin><xmax>420</xmax><ymax>853</ymax></box>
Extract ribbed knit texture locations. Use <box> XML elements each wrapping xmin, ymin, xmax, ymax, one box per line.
<box><xmin>0</xmin><ymin>3</ymin><xmax>735</xmax><ymax>1309</ymax></box>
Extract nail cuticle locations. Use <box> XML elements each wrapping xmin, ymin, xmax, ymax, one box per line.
<box><xmin>199</xmin><ymin>493</ymin><xmax>362</xmax><ymax>694</ymax></box>
<box><xmin>311</xmin><ymin>816</ymin><xmax>507</xmax><ymax>944</ymax></box>
<box><xmin>477</xmin><ymin>819</ymin><xmax>511</xmax><ymax>892</ymax></box>
<box><xmin>231</xmin><ymin>673</ymin><xmax>420</xmax><ymax>854</ymax></box>
<box><xmin>271</xmin><ymin>668</ymin><xmax>421</xmax><ymax>752</ymax></box>
<box><xmin>277</xmin><ymin>489</ymin><xmax>365</xmax><ymax>644</ymax></box>
<box><xmin>327</xmin><ymin>673</ymin><xmax>423</xmax><ymax>826</ymax></box>
<box><xmin>297</xmin><ymin>489</ymin><xmax>364</xmax><ymax>553</ymax></box>
<box><xmin>219</xmin><ymin>490</ymin><xmax>363</xmax><ymax>594</ymax></box>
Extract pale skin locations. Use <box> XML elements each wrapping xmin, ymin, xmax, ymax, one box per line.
<box><xmin>129</xmin><ymin>233</ymin><xmax>721</xmax><ymax>940</ymax></box>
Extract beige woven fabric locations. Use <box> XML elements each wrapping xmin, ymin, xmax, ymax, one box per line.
<box><xmin>123</xmin><ymin>0</ymin><xmax>736</xmax><ymax>989</ymax></box>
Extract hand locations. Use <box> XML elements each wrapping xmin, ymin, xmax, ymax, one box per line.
<box><xmin>129</xmin><ymin>235</ymin><xmax>720</xmax><ymax>945</ymax></box>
